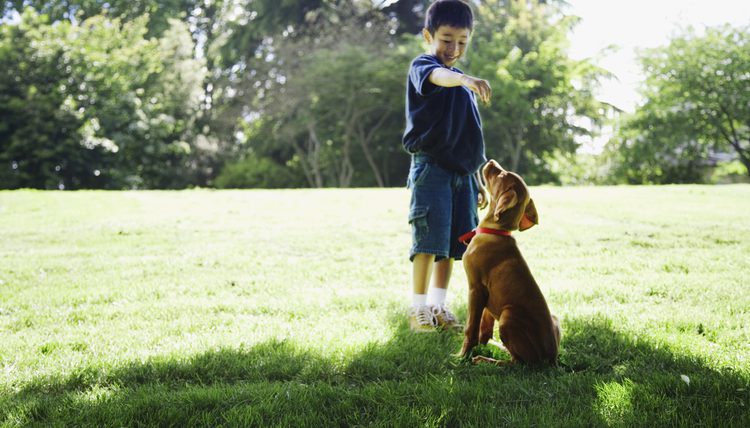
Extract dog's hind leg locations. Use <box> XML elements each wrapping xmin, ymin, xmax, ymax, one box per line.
<box><xmin>498</xmin><ymin>311</ymin><xmax>544</xmax><ymax>364</ymax></box>
<box><xmin>551</xmin><ymin>314</ymin><xmax>562</xmax><ymax>346</ymax></box>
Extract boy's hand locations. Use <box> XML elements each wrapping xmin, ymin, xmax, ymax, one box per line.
<box><xmin>461</xmin><ymin>75</ymin><xmax>492</xmax><ymax>105</ymax></box>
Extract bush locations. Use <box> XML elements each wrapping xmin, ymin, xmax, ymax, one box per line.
<box><xmin>709</xmin><ymin>160</ymin><xmax>750</xmax><ymax>184</ymax></box>
<box><xmin>214</xmin><ymin>154</ymin><xmax>305</xmax><ymax>188</ymax></box>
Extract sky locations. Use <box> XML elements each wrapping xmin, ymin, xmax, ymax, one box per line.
<box><xmin>565</xmin><ymin>0</ymin><xmax>749</xmax><ymax>114</ymax></box>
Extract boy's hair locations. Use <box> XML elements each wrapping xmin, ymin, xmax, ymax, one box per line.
<box><xmin>424</xmin><ymin>0</ymin><xmax>474</xmax><ymax>35</ymax></box>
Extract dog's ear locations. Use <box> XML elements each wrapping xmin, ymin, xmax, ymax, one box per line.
<box><xmin>518</xmin><ymin>198</ymin><xmax>538</xmax><ymax>231</ymax></box>
<box><xmin>493</xmin><ymin>189</ymin><xmax>518</xmax><ymax>222</ymax></box>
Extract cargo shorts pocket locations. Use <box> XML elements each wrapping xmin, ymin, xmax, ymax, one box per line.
<box><xmin>409</xmin><ymin>206</ymin><xmax>429</xmax><ymax>243</ymax></box>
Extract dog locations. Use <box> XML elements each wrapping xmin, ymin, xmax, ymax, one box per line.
<box><xmin>458</xmin><ymin>159</ymin><xmax>560</xmax><ymax>365</ymax></box>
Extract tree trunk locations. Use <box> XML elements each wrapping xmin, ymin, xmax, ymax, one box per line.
<box><xmin>292</xmin><ymin>141</ymin><xmax>315</xmax><ymax>188</ymax></box>
<box><xmin>715</xmin><ymin>106</ymin><xmax>750</xmax><ymax>177</ymax></box>
<box><xmin>338</xmin><ymin>139</ymin><xmax>354</xmax><ymax>187</ymax></box>
<box><xmin>297</xmin><ymin>123</ymin><xmax>323</xmax><ymax>188</ymax></box>
<box><xmin>733</xmin><ymin>142</ymin><xmax>750</xmax><ymax>177</ymax></box>
<box><xmin>356</xmin><ymin>117</ymin><xmax>387</xmax><ymax>187</ymax></box>
<box><xmin>509</xmin><ymin>128</ymin><xmax>524</xmax><ymax>172</ymax></box>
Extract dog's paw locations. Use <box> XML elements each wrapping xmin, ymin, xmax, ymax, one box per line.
<box><xmin>472</xmin><ymin>355</ymin><xmax>513</xmax><ymax>366</ymax></box>
<box><xmin>471</xmin><ymin>355</ymin><xmax>496</xmax><ymax>365</ymax></box>
<box><xmin>455</xmin><ymin>346</ymin><xmax>474</xmax><ymax>361</ymax></box>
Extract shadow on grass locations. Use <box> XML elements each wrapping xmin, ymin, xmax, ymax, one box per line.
<box><xmin>3</xmin><ymin>314</ymin><xmax>748</xmax><ymax>426</ymax></box>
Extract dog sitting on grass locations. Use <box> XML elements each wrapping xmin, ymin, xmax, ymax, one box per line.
<box><xmin>458</xmin><ymin>159</ymin><xmax>560</xmax><ymax>365</ymax></box>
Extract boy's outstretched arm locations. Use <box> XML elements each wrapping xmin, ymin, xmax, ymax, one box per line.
<box><xmin>428</xmin><ymin>68</ymin><xmax>492</xmax><ymax>104</ymax></box>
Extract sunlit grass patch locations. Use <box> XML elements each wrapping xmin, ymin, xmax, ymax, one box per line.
<box><xmin>1</xmin><ymin>186</ymin><xmax>749</xmax><ymax>426</ymax></box>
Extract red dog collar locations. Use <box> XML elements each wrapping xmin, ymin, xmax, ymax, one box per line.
<box><xmin>458</xmin><ymin>227</ymin><xmax>511</xmax><ymax>245</ymax></box>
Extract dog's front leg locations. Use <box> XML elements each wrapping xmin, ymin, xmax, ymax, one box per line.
<box><xmin>459</xmin><ymin>282</ymin><xmax>487</xmax><ymax>358</ymax></box>
<box><xmin>478</xmin><ymin>308</ymin><xmax>495</xmax><ymax>344</ymax></box>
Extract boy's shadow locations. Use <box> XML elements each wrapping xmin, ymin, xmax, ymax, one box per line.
<box><xmin>4</xmin><ymin>312</ymin><xmax>748</xmax><ymax>426</ymax></box>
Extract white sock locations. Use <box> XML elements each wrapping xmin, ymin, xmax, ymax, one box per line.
<box><xmin>426</xmin><ymin>287</ymin><xmax>447</xmax><ymax>307</ymax></box>
<box><xmin>412</xmin><ymin>293</ymin><xmax>427</xmax><ymax>308</ymax></box>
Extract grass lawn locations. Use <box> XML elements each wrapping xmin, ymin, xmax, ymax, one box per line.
<box><xmin>1</xmin><ymin>185</ymin><xmax>749</xmax><ymax>426</ymax></box>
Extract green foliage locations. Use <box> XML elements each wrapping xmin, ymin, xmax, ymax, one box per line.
<box><xmin>380</xmin><ymin>0</ymin><xmax>431</xmax><ymax>34</ymax></box>
<box><xmin>710</xmin><ymin>160</ymin><xmax>750</xmax><ymax>184</ymax></box>
<box><xmin>233</xmin><ymin>0</ymin><xmax>611</xmax><ymax>188</ymax></box>
<box><xmin>1</xmin><ymin>0</ymin><xmax>192</xmax><ymax>36</ymax></box>
<box><xmin>0</xmin><ymin>8</ymin><xmax>206</xmax><ymax>189</ymax></box>
<box><xmin>540</xmin><ymin>150</ymin><xmax>607</xmax><ymax>185</ymax></box>
<box><xmin>466</xmin><ymin>0</ymin><xmax>612</xmax><ymax>184</ymax></box>
<box><xmin>217</xmin><ymin>0</ymin><xmax>327</xmax><ymax>68</ymax></box>
<box><xmin>244</xmin><ymin>21</ymin><xmax>420</xmax><ymax>187</ymax></box>
<box><xmin>0</xmin><ymin>9</ymin><xmax>109</xmax><ymax>189</ymax></box>
<box><xmin>214</xmin><ymin>153</ymin><xmax>304</xmax><ymax>188</ymax></box>
<box><xmin>606</xmin><ymin>24</ymin><xmax>750</xmax><ymax>183</ymax></box>
<box><xmin>6</xmin><ymin>0</ymin><xmax>719</xmax><ymax>188</ymax></box>
<box><xmin>600</xmin><ymin>121</ymin><xmax>709</xmax><ymax>184</ymax></box>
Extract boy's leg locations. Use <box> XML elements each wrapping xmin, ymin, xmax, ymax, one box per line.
<box><xmin>407</xmin><ymin>158</ymin><xmax>452</xmax><ymax>332</ymax></box>
<box><xmin>427</xmin><ymin>258</ymin><xmax>453</xmax><ymax>305</ymax></box>
<box><xmin>429</xmin><ymin>257</ymin><xmax>462</xmax><ymax>331</ymax></box>
<box><xmin>410</xmin><ymin>253</ymin><xmax>438</xmax><ymax>332</ymax></box>
<box><xmin>431</xmin><ymin>258</ymin><xmax>453</xmax><ymax>290</ymax></box>
<box><xmin>412</xmin><ymin>253</ymin><xmax>436</xmax><ymax>297</ymax></box>
<box><xmin>433</xmin><ymin>173</ymin><xmax>480</xmax><ymax>331</ymax></box>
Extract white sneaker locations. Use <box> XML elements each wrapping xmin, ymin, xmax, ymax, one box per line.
<box><xmin>432</xmin><ymin>305</ymin><xmax>463</xmax><ymax>331</ymax></box>
<box><xmin>409</xmin><ymin>305</ymin><xmax>437</xmax><ymax>333</ymax></box>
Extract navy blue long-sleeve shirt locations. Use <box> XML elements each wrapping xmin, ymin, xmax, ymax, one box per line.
<box><xmin>402</xmin><ymin>54</ymin><xmax>486</xmax><ymax>175</ymax></box>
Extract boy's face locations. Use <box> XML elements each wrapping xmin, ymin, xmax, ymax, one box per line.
<box><xmin>423</xmin><ymin>25</ymin><xmax>471</xmax><ymax>68</ymax></box>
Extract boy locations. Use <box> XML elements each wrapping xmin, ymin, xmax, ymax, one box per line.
<box><xmin>403</xmin><ymin>0</ymin><xmax>491</xmax><ymax>332</ymax></box>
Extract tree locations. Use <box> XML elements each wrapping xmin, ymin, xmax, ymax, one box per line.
<box><xmin>0</xmin><ymin>1</ymin><xmax>340</xmax><ymax>186</ymax></box>
<box><xmin>2</xmin><ymin>0</ymin><xmax>616</xmax><ymax>188</ymax></box>
<box><xmin>236</xmin><ymin>0</ymin><xmax>612</xmax><ymax>188</ymax></box>
<box><xmin>0</xmin><ymin>1</ymin><xmax>192</xmax><ymax>36</ymax></box>
<box><xmin>466</xmin><ymin>0</ymin><xmax>612</xmax><ymax>183</ymax></box>
<box><xmin>607</xmin><ymin>24</ymin><xmax>750</xmax><ymax>182</ymax></box>
<box><xmin>270</xmin><ymin>38</ymin><xmax>415</xmax><ymax>187</ymax></box>
<box><xmin>0</xmin><ymin>9</ymin><xmax>206</xmax><ymax>189</ymax></box>
<box><xmin>379</xmin><ymin>0</ymin><xmax>431</xmax><ymax>34</ymax></box>
<box><xmin>0</xmin><ymin>10</ymin><xmax>103</xmax><ymax>189</ymax></box>
<box><xmin>232</xmin><ymin>3</ymin><xmax>419</xmax><ymax>188</ymax></box>
<box><xmin>600</xmin><ymin>118</ymin><xmax>708</xmax><ymax>184</ymax></box>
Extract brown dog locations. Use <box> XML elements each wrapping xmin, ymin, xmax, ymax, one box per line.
<box><xmin>458</xmin><ymin>159</ymin><xmax>560</xmax><ymax>365</ymax></box>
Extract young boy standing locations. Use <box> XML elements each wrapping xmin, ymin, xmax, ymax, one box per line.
<box><xmin>403</xmin><ymin>0</ymin><xmax>491</xmax><ymax>332</ymax></box>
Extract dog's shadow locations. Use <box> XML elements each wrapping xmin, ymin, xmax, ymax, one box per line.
<box><xmin>3</xmin><ymin>312</ymin><xmax>748</xmax><ymax>426</ymax></box>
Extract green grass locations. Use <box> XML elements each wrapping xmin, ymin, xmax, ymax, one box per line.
<box><xmin>1</xmin><ymin>185</ymin><xmax>749</xmax><ymax>427</ymax></box>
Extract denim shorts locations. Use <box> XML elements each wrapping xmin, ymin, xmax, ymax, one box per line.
<box><xmin>407</xmin><ymin>154</ymin><xmax>479</xmax><ymax>261</ymax></box>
